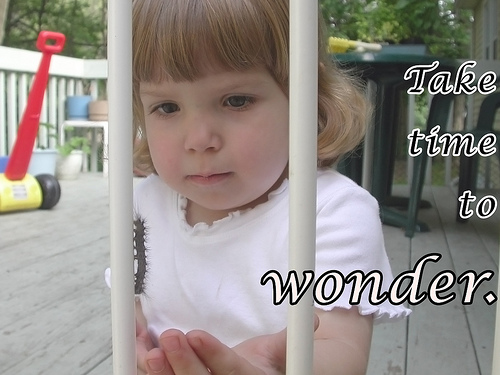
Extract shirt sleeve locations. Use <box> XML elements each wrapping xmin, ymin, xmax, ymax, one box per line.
<box><xmin>314</xmin><ymin>181</ymin><xmax>411</xmax><ymax>323</ymax></box>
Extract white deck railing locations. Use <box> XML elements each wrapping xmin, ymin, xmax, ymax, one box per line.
<box><xmin>0</xmin><ymin>45</ymin><xmax>107</xmax><ymax>156</ymax></box>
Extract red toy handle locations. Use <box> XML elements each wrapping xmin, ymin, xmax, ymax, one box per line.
<box><xmin>5</xmin><ymin>31</ymin><xmax>66</xmax><ymax>181</ymax></box>
<box><xmin>36</xmin><ymin>31</ymin><xmax>66</xmax><ymax>54</ymax></box>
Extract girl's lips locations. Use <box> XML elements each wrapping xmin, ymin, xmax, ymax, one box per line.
<box><xmin>187</xmin><ymin>172</ymin><xmax>233</xmax><ymax>185</ymax></box>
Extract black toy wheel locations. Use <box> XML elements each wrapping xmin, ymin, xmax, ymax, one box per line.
<box><xmin>35</xmin><ymin>174</ymin><xmax>61</xmax><ymax>209</ymax></box>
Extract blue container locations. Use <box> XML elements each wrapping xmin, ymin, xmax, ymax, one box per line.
<box><xmin>28</xmin><ymin>149</ymin><xmax>58</xmax><ymax>176</ymax></box>
<box><xmin>0</xmin><ymin>156</ymin><xmax>8</xmax><ymax>173</ymax></box>
<box><xmin>66</xmin><ymin>95</ymin><xmax>92</xmax><ymax>120</ymax></box>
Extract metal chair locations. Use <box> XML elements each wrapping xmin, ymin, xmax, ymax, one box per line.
<box><xmin>456</xmin><ymin>91</ymin><xmax>500</xmax><ymax>222</ymax></box>
<box><xmin>405</xmin><ymin>93</ymin><xmax>456</xmax><ymax>237</ymax></box>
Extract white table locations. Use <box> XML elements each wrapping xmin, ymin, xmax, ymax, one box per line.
<box><xmin>60</xmin><ymin>120</ymin><xmax>108</xmax><ymax>176</ymax></box>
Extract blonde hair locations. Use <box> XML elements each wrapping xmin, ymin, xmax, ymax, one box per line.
<box><xmin>132</xmin><ymin>0</ymin><xmax>369</xmax><ymax>173</ymax></box>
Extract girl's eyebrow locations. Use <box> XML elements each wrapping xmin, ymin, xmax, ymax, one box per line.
<box><xmin>217</xmin><ymin>71</ymin><xmax>276</xmax><ymax>91</ymax></box>
<box><xmin>221</xmin><ymin>78</ymin><xmax>271</xmax><ymax>92</ymax></box>
<box><xmin>139</xmin><ymin>70</ymin><xmax>273</xmax><ymax>96</ymax></box>
<box><xmin>139</xmin><ymin>85</ymin><xmax>168</xmax><ymax>96</ymax></box>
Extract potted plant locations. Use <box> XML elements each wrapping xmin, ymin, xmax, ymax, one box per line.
<box><xmin>89</xmin><ymin>83</ymin><xmax>108</xmax><ymax>121</ymax></box>
<box><xmin>55</xmin><ymin>127</ymin><xmax>91</xmax><ymax>180</ymax></box>
<box><xmin>88</xmin><ymin>98</ymin><xmax>108</xmax><ymax>121</ymax></box>
<box><xmin>28</xmin><ymin>122</ymin><xmax>59</xmax><ymax>176</ymax></box>
<box><xmin>66</xmin><ymin>95</ymin><xmax>93</xmax><ymax>120</ymax></box>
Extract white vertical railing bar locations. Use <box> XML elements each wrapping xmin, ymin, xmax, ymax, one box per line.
<box><xmin>18</xmin><ymin>74</ymin><xmax>28</xmax><ymax>122</ymax></box>
<box><xmin>287</xmin><ymin>0</ymin><xmax>318</xmax><ymax>374</ymax></box>
<box><xmin>48</xmin><ymin>78</ymin><xmax>58</xmax><ymax>148</ymax></box>
<box><xmin>0</xmin><ymin>72</ymin><xmax>6</xmax><ymax>155</ymax></box>
<box><xmin>7</xmin><ymin>73</ymin><xmax>17</xmax><ymax>151</ymax></box>
<box><xmin>108</xmin><ymin>0</ymin><xmax>136</xmax><ymax>373</ymax></box>
<box><xmin>58</xmin><ymin>78</ymin><xmax>67</xmax><ymax>139</ymax></box>
<box><xmin>90</xmin><ymin>79</ymin><xmax>99</xmax><ymax>99</ymax></box>
<box><xmin>40</xmin><ymin>92</ymin><xmax>48</xmax><ymax>147</ymax></box>
<box><xmin>76</xmin><ymin>80</ymin><xmax>84</xmax><ymax>95</ymax></box>
<box><xmin>68</xmin><ymin>79</ymin><xmax>75</xmax><ymax>97</ymax></box>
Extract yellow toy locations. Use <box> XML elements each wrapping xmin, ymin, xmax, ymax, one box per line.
<box><xmin>0</xmin><ymin>31</ymin><xmax>65</xmax><ymax>213</ymax></box>
<box><xmin>0</xmin><ymin>174</ymin><xmax>42</xmax><ymax>212</ymax></box>
<box><xmin>329</xmin><ymin>37</ymin><xmax>382</xmax><ymax>53</ymax></box>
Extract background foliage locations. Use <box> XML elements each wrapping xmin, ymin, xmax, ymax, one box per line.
<box><xmin>0</xmin><ymin>0</ymin><xmax>474</xmax><ymax>59</ymax></box>
<box><xmin>2</xmin><ymin>0</ymin><xmax>106</xmax><ymax>58</ymax></box>
<box><xmin>321</xmin><ymin>0</ymin><xmax>473</xmax><ymax>58</ymax></box>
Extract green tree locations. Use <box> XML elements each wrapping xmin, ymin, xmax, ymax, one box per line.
<box><xmin>321</xmin><ymin>0</ymin><xmax>472</xmax><ymax>59</ymax></box>
<box><xmin>0</xmin><ymin>0</ymin><xmax>9</xmax><ymax>43</ymax></box>
<box><xmin>3</xmin><ymin>0</ymin><xmax>106</xmax><ymax>58</ymax></box>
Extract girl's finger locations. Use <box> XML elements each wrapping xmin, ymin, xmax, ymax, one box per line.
<box><xmin>186</xmin><ymin>330</ymin><xmax>262</xmax><ymax>375</ymax></box>
<box><xmin>145</xmin><ymin>347</ymin><xmax>174</xmax><ymax>375</ymax></box>
<box><xmin>136</xmin><ymin>319</ymin><xmax>155</xmax><ymax>372</ymax></box>
<box><xmin>159</xmin><ymin>329</ymin><xmax>211</xmax><ymax>374</ymax></box>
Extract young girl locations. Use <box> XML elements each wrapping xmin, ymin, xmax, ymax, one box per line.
<box><xmin>129</xmin><ymin>0</ymin><xmax>411</xmax><ymax>373</ymax></box>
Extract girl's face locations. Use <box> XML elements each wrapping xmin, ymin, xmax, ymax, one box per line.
<box><xmin>140</xmin><ymin>66</ymin><xmax>289</xmax><ymax>225</ymax></box>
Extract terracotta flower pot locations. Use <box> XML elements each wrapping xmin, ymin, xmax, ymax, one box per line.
<box><xmin>88</xmin><ymin>100</ymin><xmax>108</xmax><ymax>121</ymax></box>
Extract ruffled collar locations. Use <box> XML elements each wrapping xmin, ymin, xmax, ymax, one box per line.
<box><xmin>177</xmin><ymin>178</ymin><xmax>289</xmax><ymax>234</ymax></box>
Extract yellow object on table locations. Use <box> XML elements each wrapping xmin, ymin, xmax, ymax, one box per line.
<box><xmin>328</xmin><ymin>37</ymin><xmax>382</xmax><ymax>53</ymax></box>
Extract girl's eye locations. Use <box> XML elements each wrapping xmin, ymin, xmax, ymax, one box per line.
<box><xmin>224</xmin><ymin>96</ymin><xmax>254</xmax><ymax>109</ymax></box>
<box><xmin>154</xmin><ymin>102</ymin><xmax>179</xmax><ymax>115</ymax></box>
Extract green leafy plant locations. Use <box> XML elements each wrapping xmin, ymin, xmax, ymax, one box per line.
<box><xmin>39</xmin><ymin>122</ymin><xmax>91</xmax><ymax>156</ymax></box>
<box><xmin>37</xmin><ymin>122</ymin><xmax>58</xmax><ymax>150</ymax></box>
<box><xmin>58</xmin><ymin>135</ymin><xmax>91</xmax><ymax>156</ymax></box>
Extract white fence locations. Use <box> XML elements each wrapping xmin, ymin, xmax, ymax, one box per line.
<box><xmin>0</xmin><ymin>45</ymin><xmax>107</xmax><ymax>156</ymax></box>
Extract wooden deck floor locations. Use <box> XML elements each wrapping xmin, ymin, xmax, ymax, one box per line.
<box><xmin>0</xmin><ymin>174</ymin><xmax>498</xmax><ymax>375</ymax></box>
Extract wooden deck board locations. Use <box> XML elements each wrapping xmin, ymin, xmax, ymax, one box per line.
<box><xmin>366</xmin><ymin>224</ymin><xmax>410</xmax><ymax>375</ymax></box>
<box><xmin>0</xmin><ymin>174</ymin><xmax>498</xmax><ymax>374</ymax></box>
<box><xmin>469</xmin><ymin>189</ymin><xmax>500</xmax><ymax>268</ymax></box>
<box><xmin>0</xmin><ymin>174</ymin><xmax>112</xmax><ymax>375</ymax></box>
<box><xmin>406</xmin><ymin>187</ymin><xmax>481</xmax><ymax>375</ymax></box>
<box><xmin>433</xmin><ymin>187</ymin><xmax>499</xmax><ymax>375</ymax></box>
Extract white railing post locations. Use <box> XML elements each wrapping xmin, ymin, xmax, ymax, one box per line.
<box><xmin>67</xmin><ymin>79</ymin><xmax>76</xmax><ymax>97</ymax></box>
<box><xmin>287</xmin><ymin>0</ymin><xmax>318</xmax><ymax>374</ymax></box>
<box><xmin>58</xmin><ymin>78</ymin><xmax>67</xmax><ymax>138</ymax></box>
<box><xmin>40</xmin><ymin>92</ymin><xmax>48</xmax><ymax>148</ymax></box>
<box><xmin>108</xmin><ymin>0</ymin><xmax>136</xmax><ymax>372</ymax></box>
<box><xmin>0</xmin><ymin>71</ymin><xmax>5</xmax><ymax>155</ymax></box>
<box><xmin>7</xmin><ymin>72</ymin><xmax>17</xmax><ymax>151</ymax></box>
<box><xmin>18</xmin><ymin>74</ymin><xmax>29</xmax><ymax>121</ymax></box>
<box><xmin>90</xmin><ymin>79</ymin><xmax>99</xmax><ymax>99</ymax></box>
<box><xmin>47</xmin><ymin>77</ymin><xmax>58</xmax><ymax>148</ymax></box>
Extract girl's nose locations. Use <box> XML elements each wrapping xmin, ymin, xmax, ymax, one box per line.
<box><xmin>183</xmin><ymin>116</ymin><xmax>222</xmax><ymax>152</ymax></box>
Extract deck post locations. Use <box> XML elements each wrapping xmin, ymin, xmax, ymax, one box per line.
<box><xmin>287</xmin><ymin>0</ymin><xmax>318</xmax><ymax>374</ymax></box>
<box><xmin>108</xmin><ymin>0</ymin><xmax>136</xmax><ymax>373</ymax></box>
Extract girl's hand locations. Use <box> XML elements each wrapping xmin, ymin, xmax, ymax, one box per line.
<box><xmin>144</xmin><ymin>315</ymin><xmax>319</xmax><ymax>375</ymax></box>
<box><xmin>136</xmin><ymin>300</ymin><xmax>172</xmax><ymax>374</ymax></box>
<box><xmin>187</xmin><ymin>326</ymin><xmax>288</xmax><ymax>375</ymax></box>
<box><xmin>146</xmin><ymin>326</ymin><xmax>287</xmax><ymax>375</ymax></box>
<box><xmin>137</xmin><ymin>318</ymin><xmax>173</xmax><ymax>375</ymax></box>
<box><xmin>139</xmin><ymin>308</ymin><xmax>372</xmax><ymax>375</ymax></box>
<box><xmin>136</xmin><ymin>318</ymin><xmax>154</xmax><ymax>374</ymax></box>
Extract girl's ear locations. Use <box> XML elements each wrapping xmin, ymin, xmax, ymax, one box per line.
<box><xmin>319</xmin><ymin>62</ymin><xmax>325</xmax><ymax>71</ymax></box>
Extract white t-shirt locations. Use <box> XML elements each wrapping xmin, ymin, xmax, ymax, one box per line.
<box><xmin>132</xmin><ymin>168</ymin><xmax>410</xmax><ymax>347</ymax></box>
